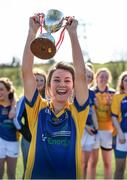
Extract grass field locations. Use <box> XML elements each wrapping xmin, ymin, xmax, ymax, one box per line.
<box><xmin>3</xmin><ymin>147</ymin><xmax>127</xmax><ymax>179</ymax></box>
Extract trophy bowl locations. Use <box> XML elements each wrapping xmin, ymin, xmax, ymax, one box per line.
<box><xmin>44</xmin><ymin>9</ymin><xmax>64</xmax><ymax>33</ymax></box>
<box><xmin>30</xmin><ymin>9</ymin><xmax>64</xmax><ymax>60</ymax></box>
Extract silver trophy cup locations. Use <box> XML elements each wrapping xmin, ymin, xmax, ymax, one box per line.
<box><xmin>30</xmin><ymin>9</ymin><xmax>64</xmax><ymax>60</ymax></box>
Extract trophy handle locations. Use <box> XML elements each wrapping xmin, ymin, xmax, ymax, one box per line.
<box><xmin>55</xmin><ymin>16</ymin><xmax>74</xmax><ymax>51</ymax></box>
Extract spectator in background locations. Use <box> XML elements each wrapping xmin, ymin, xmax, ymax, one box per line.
<box><xmin>14</xmin><ymin>68</ymin><xmax>46</xmax><ymax>178</ymax></box>
<box><xmin>21</xmin><ymin>15</ymin><xmax>89</xmax><ymax>179</ymax></box>
<box><xmin>81</xmin><ymin>66</ymin><xmax>98</xmax><ymax>179</ymax></box>
<box><xmin>111</xmin><ymin>71</ymin><xmax>127</xmax><ymax>179</ymax></box>
<box><xmin>88</xmin><ymin>68</ymin><xmax>115</xmax><ymax>179</ymax></box>
<box><xmin>0</xmin><ymin>77</ymin><xmax>19</xmax><ymax>179</ymax></box>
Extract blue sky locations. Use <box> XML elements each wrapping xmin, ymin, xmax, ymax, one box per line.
<box><xmin>0</xmin><ymin>0</ymin><xmax>127</xmax><ymax>64</ymax></box>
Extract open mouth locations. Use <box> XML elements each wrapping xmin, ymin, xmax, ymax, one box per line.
<box><xmin>56</xmin><ymin>89</ymin><xmax>67</xmax><ymax>95</ymax></box>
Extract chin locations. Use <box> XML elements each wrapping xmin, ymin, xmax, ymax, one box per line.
<box><xmin>57</xmin><ymin>97</ymin><xmax>68</xmax><ymax>103</ymax></box>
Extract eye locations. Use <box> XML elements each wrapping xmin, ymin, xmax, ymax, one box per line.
<box><xmin>65</xmin><ymin>80</ymin><xmax>71</xmax><ymax>83</ymax></box>
<box><xmin>87</xmin><ymin>75</ymin><xmax>92</xmax><ymax>79</ymax></box>
<box><xmin>123</xmin><ymin>79</ymin><xmax>127</xmax><ymax>83</ymax></box>
<box><xmin>54</xmin><ymin>79</ymin><xmax>60</xmax><ymax>82</ymax></box>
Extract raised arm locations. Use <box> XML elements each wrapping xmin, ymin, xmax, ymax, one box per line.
<box><xmin>66</xmin><ymin>19</ymin><xmax>88</xmax><ymax>105</ymax></box>
<box><xmin>22</xmin><ymin>16</ymin><xmax>40</xmax><ymax>101</ymax></box>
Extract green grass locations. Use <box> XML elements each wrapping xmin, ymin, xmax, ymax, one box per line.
<box><xmin>16</xmin><ymin>152</ymin><xmax>24</xmax><ymax>179</ymax></box>
<box><xmin>3</xmin><ymin>148</ymin><xmax>127</xmax><ymax>179</ymax></box>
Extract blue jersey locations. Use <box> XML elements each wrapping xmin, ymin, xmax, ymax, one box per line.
<box><xmin>24</xmin><ymin>89</ymin><xmax>89</xmax><ymax>179</ymax></box>
<box><xmin>0</xmin><ymin>105</ymin><xmax>17</xmax><ymax>141</ymax></box>
<box><xmin>14</xmin><ymin>97</ymin><xmax>31</xmax><ymax>142</ymax></box>
<box><xmin>111</xmin><ymin>94</ymin><xmax>127</xmax><ymax>133</ymax></box>
<box><xmin>86</xmin><ymin>89</ymin><xmax>95</xmax><ymax>126</ymax></box>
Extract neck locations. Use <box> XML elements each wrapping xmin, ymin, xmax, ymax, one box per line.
<box><xmin>52</xmin><ymin>101</ymin><xmax>66</xmax><ymax>115</ymax></box>
<box><xmin>98</xmin><ymin>85</ymin><xmax>107</xmax><ymax>92</ymax></box>
<box><xmin>0</xmin><ymin>99</ymin><xmax>10</xmax><ymax>106</ymax></box>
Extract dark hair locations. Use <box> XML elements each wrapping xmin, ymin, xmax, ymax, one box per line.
<box><xmin>0</xmin><ymin>77</ymin><xmax>15</xmax><ymax>101</ymax></box>
<box><xmin>46</xmin><ymin>62</ymin><xmax>75</xmax><ymax>97</ymax></box>
<box><xmin>47</xmin><ymin>62</ymin><xmax>75</xmax><ymax>86</ymax></box>
<box><xmin>116</xmin><ymin>71</ymin><xmax>127</xmax><ymax>93</ymax></box>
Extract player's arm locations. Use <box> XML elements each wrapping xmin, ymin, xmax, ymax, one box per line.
<box><xmin>66</xmin><ymin>18</ymin><xmax>88</xmax><ymax>106</ymax></box>
<box><xmin>22</xmin><ymin>16</ymin><xmax>40</xmax><ymax>101</ymax></box>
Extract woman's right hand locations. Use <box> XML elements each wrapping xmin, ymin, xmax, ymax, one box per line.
<box><xmin>29</xmin><ymin>15</ymin><xmax>41</xmax><ymax>35</ymax></box>
<box><xmin>86</xmin><ymin>125</ymin><xmax>96</xmax><ymax>135</ymax></box>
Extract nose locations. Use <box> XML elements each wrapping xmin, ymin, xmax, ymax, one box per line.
<box><xmin>59</xmin><ymin>80</ymin><xmax>65</xmax><ymax>86</ymax></box>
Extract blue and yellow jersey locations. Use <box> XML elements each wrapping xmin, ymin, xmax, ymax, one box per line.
<box><xmin>111</xmin><ymin>93</ymin><xmax>127</xmax><ymax>135</ymax></box>
<box><xmin>86</xmin><ymin>89</ymin><xmax>95</xmax><ymax>126</ymax></box>
<box><xmin>24</xmin><ymin>89</ymin><xmax>89</xmax><ymax>179</ymax></box>
<box><xmin>94</xmin><ymin>86</ymin><xmax>115</xmax><ymax>131</ymax></box>
<box><xmin>0</xmin><ymin>101</ymin><xmax>18</xmax><ymax>141</ymax></box>
<box><xmin>14</xmin><ymin>96</ymin><xmax>31</xmax><ymax>142</ymax></box>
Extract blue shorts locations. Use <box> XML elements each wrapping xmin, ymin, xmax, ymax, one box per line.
<box><xmin>113</xmin><ymin>136</ymin><xmax>127</xmax><ymax>159</ymax></box>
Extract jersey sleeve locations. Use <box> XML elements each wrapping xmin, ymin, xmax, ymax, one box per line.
<box><xmin>13</xmin><ymin>96</ymin><xmax>25</xmax><ymax>130</ymax></box>
<box><xmin>111</xmin><ymin>94</ymin><xmax>120</xmax><ymax>118</ymax></box>
<box><xmin>72</xmin><ymin>97</ymin><xmax>89</xmax><ymax>136</ymax></box>
<box><xmin>25</xmin><ymin>89</ymin><xmax>47</xmax><ymax>133</ymax></box>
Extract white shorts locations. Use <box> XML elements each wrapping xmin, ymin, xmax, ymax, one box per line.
<box><xmin>93</xmin><ymin>130</ymin><xmax>112</xmax><ymax>150</ymax></box>
<box><xmin>0</xmin><ymin>137</ymin><xmax>20</xmax><ymax>158</ymax></box>
<box><xmin>116</xmin><ymin>133</ymin><xmax>127</xmax><ymax>152</ymax></box>
<box><xmin>81</xmin><ymin>129</ymin><xmax>96</xmax><ymax>151</ymax></box>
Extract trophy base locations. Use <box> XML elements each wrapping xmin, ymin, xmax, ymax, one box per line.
<box><xmin>30</xmin><ymin>37</ymin><xmax>56</xmax><ymax>59</ymax></box>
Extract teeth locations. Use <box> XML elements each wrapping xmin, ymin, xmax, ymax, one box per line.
<box><xmin>58</xmin><ymin>90</ymin><xmax>66</xmax><ymax>93</ymax></box>
<box><xmin>57</xmin><ymin>89</ymin><xmax>66</xmax><ymax>93</ymax></box>
<box><xmin>56</xmin><ymin>89</ymin><xmax>67</xmax><ymax>95</ymax></box>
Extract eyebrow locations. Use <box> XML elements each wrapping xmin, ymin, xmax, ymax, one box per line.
<box><xmin>53</xmin><ymin>76</ymin><xmax>72</xmax><ymax>79</ymax></box>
